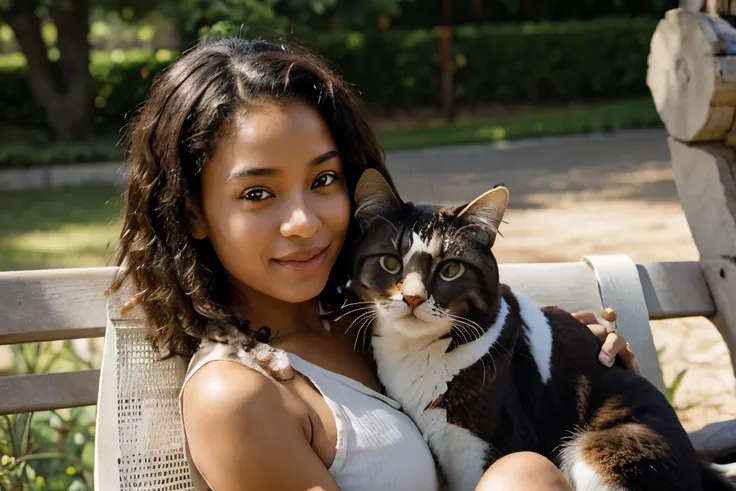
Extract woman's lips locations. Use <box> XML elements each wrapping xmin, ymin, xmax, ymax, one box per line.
<box><xmin>274</xmin><ymin>245</ymin><xmax>330</xmax><ymax>272</ymax></box>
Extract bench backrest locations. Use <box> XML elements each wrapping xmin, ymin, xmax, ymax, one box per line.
<box><xmin>0</xmin><ymin>255</ymin><xmax>716</xmax><ymax>416</ymax></box>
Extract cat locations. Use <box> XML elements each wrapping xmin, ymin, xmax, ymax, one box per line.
<box><xmin>341</xmin><ymin>168</ymin><xmax>735</xmax><ymax>491</ymax></box>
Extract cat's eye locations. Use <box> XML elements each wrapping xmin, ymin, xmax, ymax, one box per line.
<box><xmin>439</xmin><ymin>261</ymin><xmax>465</xmax><ymax>281</ymax></box>
<box><xmin>379</xmin><ymin>255</ymin><xmax>402</xmax><ymax>274</ymax></box>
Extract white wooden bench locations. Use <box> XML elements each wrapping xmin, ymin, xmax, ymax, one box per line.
<box><xmin>1</xmin><ymin>255</ymin><xmax>735</xmax><ymax>489</ymax></box>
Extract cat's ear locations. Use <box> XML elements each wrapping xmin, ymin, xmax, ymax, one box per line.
<box><xmin>354</xmin><ymin>168</ymin><xmax>402</xmax><ymax>230</ymax></box>
<box><xmin>455</xmin><ymin>185</ymin><xmax>509</xmax><ymax>247</ymax></box>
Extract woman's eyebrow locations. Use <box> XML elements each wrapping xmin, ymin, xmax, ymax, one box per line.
<box><xmin>311</xmin><ymin>149</ymin><xmax>340</xmax><ymax>166</ymax></box>
<box><xmin>226</xmin><ymin>149</ymin><xmax>340</xmax><ymax>183</ymax></box>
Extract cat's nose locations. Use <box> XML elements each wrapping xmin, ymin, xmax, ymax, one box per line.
<box><xmin>402</xmin><ymin>295</ymin><xmax>426</xmax><ymax>309</ymax></box>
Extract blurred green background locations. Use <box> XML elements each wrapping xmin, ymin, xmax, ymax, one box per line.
<box><xmin>0</xmin><ymin>0</ymin><xmax>678</xmax><ymax>489</ymax></box>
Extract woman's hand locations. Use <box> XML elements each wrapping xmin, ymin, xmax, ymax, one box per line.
<box><xmin>571</xmin><ymin>311</ymin><xmax>641</xmax><ymax>375</ymax></box>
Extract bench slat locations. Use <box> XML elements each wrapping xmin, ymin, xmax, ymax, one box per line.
<box><xmin>636</xmin><ymin>262</ymin><xmax>716</xmax><ymax>319</ymax></box>
<box><xmin>0</xmin><ymin>370</ymin><xmax>100</xmax><ymax>415</ymax></box>
<box><xmin>0</xmin><ymin>267</ymin><xmax>117</xmax><ymax>345</ymax></box>
<box><xmin>499</xmin><ymin>261</ymin><xmax>716</xmax><ymax>319</ymax></box>
<box><xmin>0</xmin><ymin>261</ymin><xmax>716</xmax><ymax>346</ymax></box>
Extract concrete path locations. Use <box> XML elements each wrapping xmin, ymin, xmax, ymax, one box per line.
<box><xmin>0</xmin><ymin>128</ymin><xmax>671</xmax><ymax>192</ymax></box>
<box><xmin>387</xmin><ymin>128</ymin><xmax>672</xmax><ymax>208</ymax></box>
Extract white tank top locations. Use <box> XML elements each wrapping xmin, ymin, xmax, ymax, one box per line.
<box><xmin>179</xmin><ymin>338</ymin><xmax>440</xmax><ymax>491</ymax></box>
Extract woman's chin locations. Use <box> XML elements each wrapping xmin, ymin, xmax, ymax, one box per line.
<box><xmin>273</xmin><ymin>276</ymin><xmax>331</xmax><ymax>304</ymax></box>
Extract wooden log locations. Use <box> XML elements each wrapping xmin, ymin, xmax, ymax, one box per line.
<box><xmin>667</xmin><ymin>138</ymin><xmax>736</xmax><ymax>379</ymax></box>
<box><xmin>647</xmin><ymin>9</ymin><xmax>736</xmax><ymax>142</ymax></box>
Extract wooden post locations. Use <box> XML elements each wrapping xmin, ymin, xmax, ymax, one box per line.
<box><xmin>439</xmin><ymin>0</ymin><xmax>456</xmax><ymax>122</ymax></box>
<box><xmin>647</xmin><ymin>8</ymin><xmax>736</xmax><ymax>379</ymax></box>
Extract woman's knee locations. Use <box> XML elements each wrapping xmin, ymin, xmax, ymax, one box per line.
<box><xmin>475</xmin><ymin>452</ymin><xmax>573</xmax><ymax>491</ymax></box>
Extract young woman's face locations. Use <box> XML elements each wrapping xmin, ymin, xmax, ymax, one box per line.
<box><xmin>192</xmin><ymin>100</ymin><xmax>351</xmax><ymax>304</ymax></box>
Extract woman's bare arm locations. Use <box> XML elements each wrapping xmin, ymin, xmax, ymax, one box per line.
<box><xmin>182</xmin><ymin>361</ymin><xmax>340</xmax><ymax>491</ymax></box>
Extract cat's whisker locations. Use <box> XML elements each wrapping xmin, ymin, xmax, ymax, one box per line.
<box><xmin>436</xmin><ymin>310</ymin><xmax>477</xmax><ymax>346</ymax></box>
<box><xmin>336</xmin><ymin>302</ymin><xmax>378</xmax><ymax>315</ymax></box>
<box><xmin>445</xmin><ymin>314</ymin><xmax>472</xmax><ymax>345</ymax></box>
<box><xmin>452</xmin><ymin>323</ymin><xmax>470</xmax><ymax>346</ymax></box>
<box><xmin>345</xmin><ymin>310</ymin><xmax>379</xmax><ymax>335</ymax></box>
<box><xmin>362</xmin><ymin>315</ymin><xmax>378</xmax><ymax>352</ymax></box>
<box><xmin>455</xmin><ymin>316</ymin><xmax>487</xmax><ymax>340</ymax></box>
<box><xmin>350</xmin><ymin>312</ymin><xmax>378</xmax><ymax>353</ymax></box>
<box><xmin>444</xmin><ymin>313</ymin><xmax>486</xmax><ymax>344</ymax></box>
<box><xmin>457</xmin><ymin>319</ymin><xmax>483</xmax><ymax>341</ymax></box>
<box><xmin>459</xmin><ymin>323</ymin><xmax>476</xmax><ymax>346</ymax></box>
<box><xmin>335</xmin><ymin>305</ymin><xmax>378</xmax><ymax>322</ymax></box>
<box><xmin>353</xmin><ymin>313</ymin><xmax>379</xmax><ymax>353</ymax></box>
<box><xmin>340</xmin><ymin>301</ymin><xmax>378</xmax><ymax>308</ymax></box>
<box><xmin>480</xmin><ymin>354</ymin><xmax>487</xmax><ymax>388</ymax></box>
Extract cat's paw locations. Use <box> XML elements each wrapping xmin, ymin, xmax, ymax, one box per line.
<box><xmin>203</xmin><ymin>322</ymin><xmax>240</xmax><ymax>344</ymax></box>
<box><xmin>225</xmin><ymin>328</ymin><xmax>294</xmax><ymax>381</ymax></box>
<box><xmin>204</xmin><ymin>324</ymin><xmax>295</xmax><ymax>381</ymax></box>
<box><xmin>234</xmin><ymin>339</ymin><xmax>295</xmax><ymax>382</ymax></box>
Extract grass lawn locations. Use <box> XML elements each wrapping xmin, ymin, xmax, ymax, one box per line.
<box><xmin>0</xmin><ymin>186</ymin><xmax>125</xmax><ymax>271</ymax></box>
<box><xmin>378</xmin><ymin>98</ymin><xmax>660</xmax><ymax>151</ymax></box>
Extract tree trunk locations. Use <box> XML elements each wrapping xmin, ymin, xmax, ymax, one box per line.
<box><xmin>522</xmin><ymin>0</ymin><xmax>539</xmax><ymax>21</ymax></box>
<box><xmin>471</xmin><ymin>0</ymin><xmax>485</xmax><ymax>21</ymax></box>
<box><xmin>438</xmin><ymin>0</ymin><xmax>455</xmax><ymax>122</ymax></box>
<box><xmin>50</xmin><ymin>0</ymin><xmax>94</xmax><ymax>141</ymax></box>
<box><xmin>1</xmin><ymin>0</ymin><xmax>93</xmax><ymax>142</ymax></box>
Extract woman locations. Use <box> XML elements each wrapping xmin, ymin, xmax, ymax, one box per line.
<box><xmin>110</xmin><ymin>36</ymin><xmax>635</xmax><ymax>491</ymax></box>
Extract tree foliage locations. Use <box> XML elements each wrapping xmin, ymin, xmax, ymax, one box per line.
<box><xmin>0</xmin><ymin>0</ymin><xmax>406</xmax><ymax>141</ymax></box>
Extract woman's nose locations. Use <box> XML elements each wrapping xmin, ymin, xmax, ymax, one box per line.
<box><xmin>280</xmin><ymin>195</ymin><xmax>321</xmax><ymax>239</ymax></box>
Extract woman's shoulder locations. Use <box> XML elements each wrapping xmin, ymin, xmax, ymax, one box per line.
<box><xmin>181</xmin><ymin>337</ymin><xmax>305</xmax><ymax>426</ymax></box>
<box><xmin>184</xmin><ymin>357</ymin><xmax>282</xmax><ymax>409</ymax></box>
<box><xmin>181</xmin><ymin>358</ymin><xmax>340</xmax><ymax>490</ymax></box>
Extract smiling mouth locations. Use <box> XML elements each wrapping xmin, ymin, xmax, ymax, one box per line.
<box><xmin>274</xmin><ymin>244</ymin><xmax>330</xmax><ymax>272</ymax></box>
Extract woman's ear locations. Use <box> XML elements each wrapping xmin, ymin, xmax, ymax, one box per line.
<box><xmin>187</xmin><ymin>200</ymin><xmax>209</xmax><ymax>240</ymax></box>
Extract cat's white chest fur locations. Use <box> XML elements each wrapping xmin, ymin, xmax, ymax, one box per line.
<box><xmin>371</xmin><ymin>294</ymin><xmax>554</xmax><ymax>491</ymax></box>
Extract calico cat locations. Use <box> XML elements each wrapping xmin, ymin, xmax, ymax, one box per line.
<box><xmin>342</xmin><ymin>168</ymin><xmax>735</xmax><ymax>491</ymax></box>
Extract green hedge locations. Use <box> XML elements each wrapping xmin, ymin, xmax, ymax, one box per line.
<box><xmin>0</xmin><ymin>17</ymin><xmax>658</xmax><ymax>133</ymax></box>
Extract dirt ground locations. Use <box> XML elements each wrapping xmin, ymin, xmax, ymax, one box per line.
<box><xmin>386</xmin><ymin>129</ymin><xmax>736</xmax><ymax>432</ymax></box>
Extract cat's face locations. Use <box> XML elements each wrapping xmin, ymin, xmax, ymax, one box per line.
<box><xmin>347</xmin><ymin>169</ymin><xmax>509</xmax><ymax>344</ymax></box>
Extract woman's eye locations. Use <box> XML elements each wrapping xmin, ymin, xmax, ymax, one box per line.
<box><xmin>379</xmin><ymin>255</ymin><xmax>402</xmax><ymax>274</ymax></box>
<box><xmin>242</xmin><ymin>188</ymin><xmax>274</xmax><ymax>201</ymax></box>
<box><xmin>312</xmin><ymin>172</ymin><xmax>338</xmax><ymax>189</ymax></box>
<box><xmin>439</xmin><ymin>261</ymin><xmax>465</xmax><ymax>281</ymax></box>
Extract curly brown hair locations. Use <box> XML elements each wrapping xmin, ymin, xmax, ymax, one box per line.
<box><xmin>108</xmin><ymin>36</ymin><xmax>397</xmax><ymax>358</ymax></box>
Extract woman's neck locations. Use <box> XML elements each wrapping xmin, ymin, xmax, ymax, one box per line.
<box><xmin>227</xmin><ymin>282</ymin><xmax>325</xmax><ymax>340</ymax></box>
